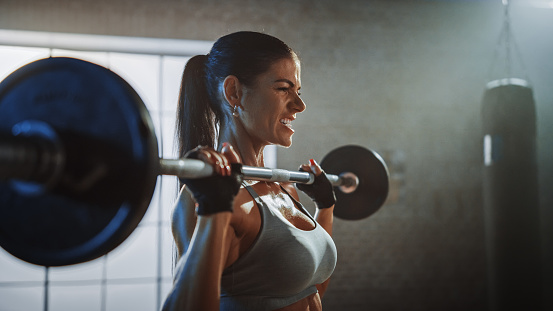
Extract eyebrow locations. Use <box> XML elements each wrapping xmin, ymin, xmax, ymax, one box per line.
<box><xmin>274</xmin><ymin>79</ymin><xmax>301</xmax><ymax>89</ymax></box>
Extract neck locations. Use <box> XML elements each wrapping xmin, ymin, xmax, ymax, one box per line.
<box><xmin>218</xmin><ymin>118</ymin><xmax>266</xmax><ymax>167</ymax></box>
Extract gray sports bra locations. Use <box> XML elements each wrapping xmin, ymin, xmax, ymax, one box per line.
<box><xmin>220</xmin><ymin>183</ymin><xmax>337</xmax><ymax>311</ymax></box>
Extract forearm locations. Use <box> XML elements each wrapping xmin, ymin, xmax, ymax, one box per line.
<box><xmin>163</xmin><ymin>212</ymin><xmax>231</xmax><ymax>311</ymax></box>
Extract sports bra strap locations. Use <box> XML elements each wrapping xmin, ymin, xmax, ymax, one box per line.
<box><xmin>243</xmin><ymin>183</ymin><xmax>266</xmax><ymax>209</ymax></box>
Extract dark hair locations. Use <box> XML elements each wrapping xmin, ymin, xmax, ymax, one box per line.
<box><xmin>176</xmin><ymin>31</ymin><xmax>296</xmax><ymax>158</ymax></box>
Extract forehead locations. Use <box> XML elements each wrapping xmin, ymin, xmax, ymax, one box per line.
<box><xmin>259</xmin><ymin>57</ymin><xmax>301</xmax><ymax>85</ymax></box>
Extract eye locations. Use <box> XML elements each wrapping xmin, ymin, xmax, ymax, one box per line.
<box><xmin>276</xmin><ymin>86</ymin><xmax>300</xmax><ymax>96</ymax></box>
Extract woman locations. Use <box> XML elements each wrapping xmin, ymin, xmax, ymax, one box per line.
<box><xmin>162</xmin><ymin>31</ymin><xmax>337</xmax><ymax>311</ymax></box>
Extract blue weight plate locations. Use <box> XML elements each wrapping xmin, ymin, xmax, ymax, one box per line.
<box><xmin>0</xmin><ymin>57</ymin><xmax>159</xmax><ymax>266</ymax></box>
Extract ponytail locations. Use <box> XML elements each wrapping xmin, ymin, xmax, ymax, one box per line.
<box><xmin>176</xmin><ymin>55</ymin><xmax>217</xmax><ymax>158</ymax></box>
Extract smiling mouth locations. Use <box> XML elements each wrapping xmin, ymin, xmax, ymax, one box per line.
<box><xmin>280</xmin><ymin>118</ymin><xmax>294</xmax><ymax>131</ymax></box>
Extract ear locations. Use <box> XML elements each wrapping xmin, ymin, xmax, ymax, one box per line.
<box><xmin>223</xmin><ymin>75</ymin><xmax>242</xmax><ymax>109</ymax></box>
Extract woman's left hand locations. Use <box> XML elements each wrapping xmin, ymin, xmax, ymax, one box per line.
<box><xmin>296</xmin><ymin>159</ymin><xmax>336</xmax><ymax>209</ymax></box>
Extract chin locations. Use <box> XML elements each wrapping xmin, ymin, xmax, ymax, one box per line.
<box><xmin>281</xmin><ymin>138</ymin><xmax>293</xmax><ymax>148</ymax></box>
<box><xmin>272</xmin><ymin>133</ymin><xmax>293</xmax><ymax>148</ymax></box>
<box><xmin>273</xmin><ymin>139</ymin><xmax>292</xmax><ymax>148</ymax></box>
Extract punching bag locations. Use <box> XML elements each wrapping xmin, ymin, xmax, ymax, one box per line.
<box><xmin>481</xmin><ymin>78</ymin><xmax>542</xmax><ymax>311</ymax></box>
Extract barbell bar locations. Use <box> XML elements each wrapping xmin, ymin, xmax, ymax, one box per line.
<box><xmin>159</xmin><ymin>158</ymin><xmax>359</xmax><ymax>191</ymax></box>
<box><xmin>0</xmin><ymin>57</ymin><xmax>389</xmax><ymax>267</ymax></box>
<box><xmin>0</xmin><ymin>133</ymin><xmax>361</xmax><ymax>196</ymax></box>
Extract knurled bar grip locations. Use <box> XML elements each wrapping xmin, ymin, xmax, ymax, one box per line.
<box><xmin>241</xmin><ymin>166</ymin><xmax>316</xmax><ymax>184</ymax></box>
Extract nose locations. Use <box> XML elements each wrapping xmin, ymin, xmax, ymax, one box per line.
<box><xmin>293</xmin><ymin>93</ymin><xmax>306</xmax><ymax>113</ymax></box>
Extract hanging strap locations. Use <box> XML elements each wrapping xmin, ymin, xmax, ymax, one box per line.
<box><xmin>487</xmin><ymin>0</ymin><xmax>531</xmax><ymax>84</ymax></box>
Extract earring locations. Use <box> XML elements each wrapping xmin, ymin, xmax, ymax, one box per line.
<box><xmin>232</xmin><ymin>105</ymin><xmax>239</xmax><ymax>117</ymax></box>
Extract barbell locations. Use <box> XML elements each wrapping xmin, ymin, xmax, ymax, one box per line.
<box><xmin>0</xmin><ymin>57</ymin><xmax>389</xmax><ymax>267</ymax></box>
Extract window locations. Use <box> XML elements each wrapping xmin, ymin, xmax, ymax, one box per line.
<box><xmin>0</xmin><ymin>29</ymin><xmax>277</xmax><ymax>311</ymax></box>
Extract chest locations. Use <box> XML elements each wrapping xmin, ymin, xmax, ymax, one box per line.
<box><xmin>238</xmin><ymin>182</ymin><xmax>315</xmax><ymax>232</ymax></box>
<box><xmin>222</xmin><ymin>183</ymin><xmax>337</xmax><ymax>298</ymax></box>
<box><xmin>227</xmin><ymin>182</ymin><xmax>315</xmax><ymax>265</ymax></box>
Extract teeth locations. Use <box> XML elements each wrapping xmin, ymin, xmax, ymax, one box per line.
<box><xmin>280</xmin><ymin>118</ymin><xmax>294</xmax><ymax>132</ymax></box>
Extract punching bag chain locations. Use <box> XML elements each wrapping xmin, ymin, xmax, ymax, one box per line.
<box><xmin>488</xmin><ymin>0</ymin><xmax>530</xmax><ymax>84</ymax></box>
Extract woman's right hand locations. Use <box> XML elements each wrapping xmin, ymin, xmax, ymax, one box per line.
<box><xmin>180</xmin><ymin>143</ymin><xmax>242</xmax><ymax>215</ymax></box>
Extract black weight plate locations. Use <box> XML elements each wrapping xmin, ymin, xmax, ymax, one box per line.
<box><xmin>321</xmin><ymin>145</ymin><xmax>389</xmax><ymax>220</ymax></box>
<box><xmin>0</xmin><ymin>57</ymin><xmax>159</xmax><ymax>266</ymax></box>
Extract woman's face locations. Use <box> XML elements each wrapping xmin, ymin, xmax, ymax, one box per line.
<box><xmin>240</xmin><ymin>56</ymin><xmax>306</xmax><ymax>148</ymax></box>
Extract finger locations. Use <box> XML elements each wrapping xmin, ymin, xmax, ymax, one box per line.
<box><xmin>299</xmin><ymin>164</ymin><xmax>311</xmax><ymax>173</ymax></box>
<box><xmin>209</xmin><ymin>150</ymin><xmax>228</xmax><ymax>176</ymax></box>
<box><xmin>221</xmin><ymin>142</ymin><xmax>241</xmax><ymax>164</ymax></box>
<box><xmin>198</xmin><ymin>149</ymin><xmax>225</xmax><ymax>176</ymax></box>
<box><xmin>309</xmin><ymin>159</ymin><xmax>323</xmax><ymax>176</ymax></box>
<box><xmin>219</xmin><ymin>151</ymin><xmax>231</xmax><ymax>176</ymax></box>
